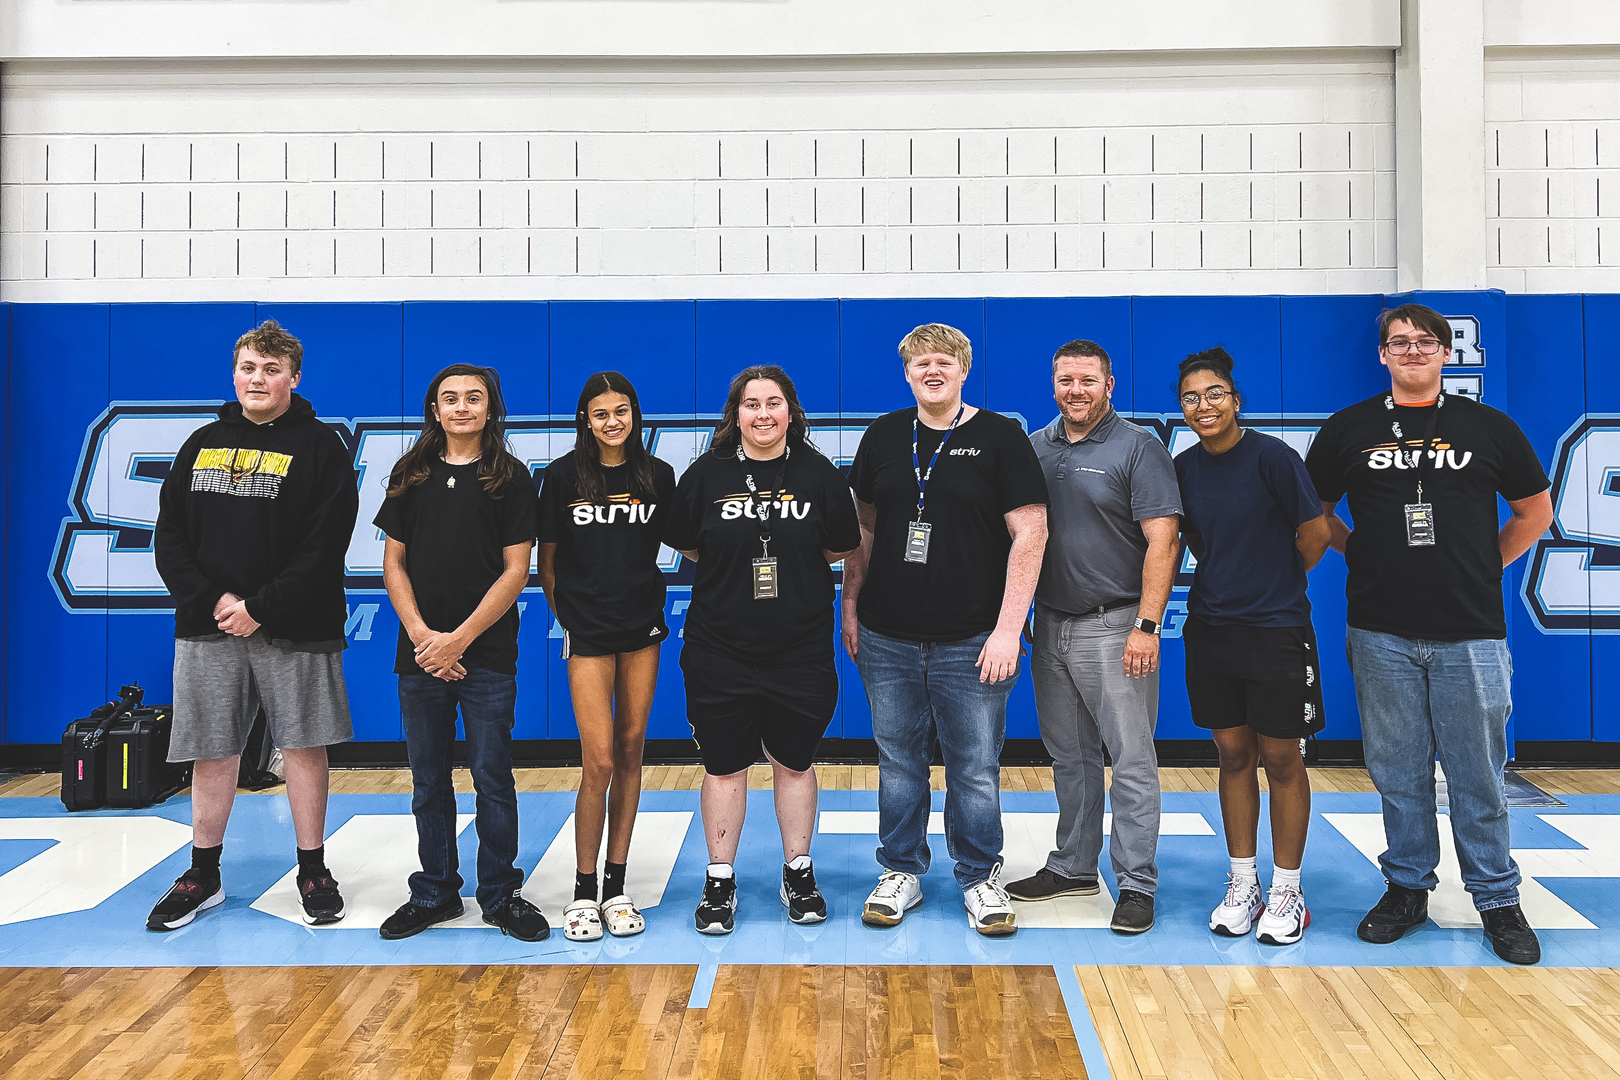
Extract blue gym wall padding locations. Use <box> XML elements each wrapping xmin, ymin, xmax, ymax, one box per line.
<box><xmin>4</xmin><ymin>292</ymin><xmax>1610</xmax><ymax>751</ymax></box>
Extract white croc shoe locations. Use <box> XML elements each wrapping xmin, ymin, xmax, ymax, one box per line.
<box><xmin>601</xmin><ymin>894</ymin><xmax>646</xmax><ymax>937</ymax></box>
<box><xmin>562</xmin><ymin>899</ymin><xmax>603</xmax><ymax>941</ymax></box>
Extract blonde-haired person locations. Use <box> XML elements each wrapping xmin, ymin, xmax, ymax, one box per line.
<box><xmin>148</xmin><ymin>320</ymin><xmax>359</xmax><ymax>932</ymax></box>
<box><xmin>843</xmin><ymin>323</ymin><xmax>1050</xmax><ymax>936</ymax></box>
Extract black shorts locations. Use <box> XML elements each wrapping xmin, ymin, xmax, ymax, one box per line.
<box><xmin>561</xmin><ymin>621</ymin><xmax>669</xmax><ymax>658</ymax></box>
<box><xmin>679</xmin><ymin>643</ymin><xmax>837</xmax><ymax>775</ymax></box>
<box><xmin>1182</xmin><ymin>615</ymin><xmax>1326</xmax><ymax>739</ymax></box>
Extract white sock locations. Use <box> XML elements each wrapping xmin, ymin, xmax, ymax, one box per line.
<box><xmin>1273</xmin><ymin>864</ymin><xmax>1302</xmax><ymax>892</ymax></box>
<box><xmin>1230</xmin><ymin>856</ymin><xmax>1258</xmax><ymax>883</ymax></box>
<box><xmin>786</xmin><ymin>855</ymin><xmax>811</xmax><ymax>871</ymax></box>
<box><xmin>707</xmin><ymin>862</ymin><xmax>734</xmax><ymax>879</ymax></box>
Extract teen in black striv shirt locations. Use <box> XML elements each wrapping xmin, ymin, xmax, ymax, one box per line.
<box><xmin>666</xmin><ymin>365</ymin><xmax>861</xmax><ymax>935</ymax></box>
<box><xmin>374</xmin><ymin>364</ymin><xmax>548</xmax><ymax>944</ymax></box>
<box><xmin>537</xmin><ymin>372</ymin><xmax>675</xmax><ymax>942</ymax></box>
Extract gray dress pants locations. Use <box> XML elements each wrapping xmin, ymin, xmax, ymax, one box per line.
<box><xmin>1031</xmin><ymin>602</ymin><xmax>1162</xmax><ymax>895</ymax></box>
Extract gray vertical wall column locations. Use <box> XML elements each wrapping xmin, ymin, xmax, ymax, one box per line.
<box><xmin>1396</xmin><ymin>0</ymin><xmax>1488</xmax><ymax>289</ymax></box>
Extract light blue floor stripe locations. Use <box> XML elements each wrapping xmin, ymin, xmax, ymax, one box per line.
<box><xmin>688</xmin><ymin>961</ymin><xmax>720</xmax><ymax>1009</ymax></box>
<box><xmin>1054</xmin><ymin>961</ymin><xmax>1114</xmax><ymax>1080</ymax></box>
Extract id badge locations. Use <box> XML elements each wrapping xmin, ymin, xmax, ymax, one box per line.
<box><xmin>904</xmin><ymin>521</ymin><xmax>933</xmax><ymax>564</ymax></box>
<box><xmin>1404</xmin><ymin>502</ymin><xmax>1436</xmax><ymax>547</ymax></box>
<box><xmin>752</xmin><ymin>557</ymin><xmax>779</xmax><ymax>599</ymax></box>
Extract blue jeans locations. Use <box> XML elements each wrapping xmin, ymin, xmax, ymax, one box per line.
<box><xmin>856</xmin><ymin>624</ymin><xmax>1014</xmax><ymax>889</ymax></box>
<box><xmin>399</xmin><ymin>668</ymin><xmax>523</xmax><ymax>914</ymax></box>
<box><xmin>1345</xmin><ymin>627</ymin><xmax>1521</xmax><ymax>911</ymax></box>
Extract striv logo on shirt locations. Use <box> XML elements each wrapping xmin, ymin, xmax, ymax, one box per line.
<box><xmin>1362</xmin><ymin>442</ymin><xmax>1474</xmax><ymax>471</ymax></box>
<box><xmin>716</xmin><ymin>490</ymin><xmax>812</xmax><ymax>521</ymax></box>
<box><xmin>570</xmin><ymin>495</ymin><xmax>658</xmax><ymax>525</ymax></box>
<box><xmin>948</xmin><ymin>447</ymin><xmax>981</xmax><ymax>456</ymax></box>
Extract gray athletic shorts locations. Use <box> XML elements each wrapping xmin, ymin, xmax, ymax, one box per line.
<box><xmin>168</xmin><ymin>632</ymin><xmax>354</xmax><ymax>762</ymax></box>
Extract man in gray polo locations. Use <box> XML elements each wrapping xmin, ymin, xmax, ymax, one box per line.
<box><xmin>1006</xmin><ymin>339</ymin><xmax>1181</xmax><ymax>934</ymax></box>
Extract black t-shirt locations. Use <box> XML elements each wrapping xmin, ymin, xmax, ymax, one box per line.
<box><xmin>1305</xmin><ymin>393</ymin><xmax>1549</xmax><ymax>641</ymax></box>
<box><xmin>848</xmin><ymin>408</ymin><xmax>1050</xmax><ymax>642</ymax></box>
<box><xmin>665</xmin><ymin>443</ymin><xmax>861</xmax><ymax>667</ymax></box>
<box><xmin>373</xmin><ymin>456</ymin><xmax>539</xmax><ymax>674</ymax></box>
<box><xmin>536</xmin><ymin>451</ymin><xmax>677</xmax><ymax>642</ymax></box>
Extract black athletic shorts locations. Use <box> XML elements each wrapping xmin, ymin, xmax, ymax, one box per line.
<box><xmin>679</xmin><ymin>642</ymin><xmax>837</xmax><ymax>775</ymax></box>
<box><xmin>1182</xmin><ymin>615</ymin><xmax>1326</xmax><ymax>739</ymax></box>
<box><xmin>561</xmin><ymin>621</ymin><xmax>669</xmax><ymax>659</ymax></box>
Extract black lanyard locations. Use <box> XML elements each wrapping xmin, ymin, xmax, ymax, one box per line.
<box><xmin>1385</xmin><ymin>392</ymin><xmax>1444</xmax><ymax>502</ymax></box>
<box><xmin>912</xmin><ymin>405</ymin><xmax>965</xmax><ymax>521</ymax></box>
<box><xmin>737</xmin><ymin>443</ymin><xmax>788</xmax><ymax>554</ymax></box>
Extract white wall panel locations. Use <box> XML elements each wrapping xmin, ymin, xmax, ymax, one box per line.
<box><xmin>1</xmin><ymin>55</ymin><xmax>1397</xmax><ymax>300</ymax></box>
<box><xmin>1487</xmin><ymin>51</ymin><xmax>1620</xmax><ymax>290</ymax></box>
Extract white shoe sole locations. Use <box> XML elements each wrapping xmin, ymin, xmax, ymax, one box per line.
<box><xmin>1210</xmin><ymin>907</ymin><xmax>1263</xmax><ymax>937</ymax></box>
<box><xmin>780</xmin><ymin>886</ymin><xmax>827</xmax><ymax>924</ymax></box>
<box><xmin>301</xmin><ymin>900</ymin><xmax>346</xmax><ymax>926</ymax></box>
<box><xmin>694</xmin><ymin>914</ymin><xmax>735</xmax><ymax>935</ymax></box>
<box><xmin>150</xmin><ymin>886</ymin><xmax>224</xmax><ymax>931</ymax></box>
<box><xmin>966</xmin><ymin>910</ymin><xmax>1018</xmax><ymax>936</ymax></box>
<box><xmin>861</xmin><ymin>892</ymin><xmax>922</xmax><ymax>928</ymax></box>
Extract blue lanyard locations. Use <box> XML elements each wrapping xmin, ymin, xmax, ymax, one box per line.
<box><xmin>912</xmin><ymin>405</ymin><xmax>965</xmax><ymax>521</ymax></box>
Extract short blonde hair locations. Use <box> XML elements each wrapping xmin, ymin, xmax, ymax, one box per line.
<box><xmin>233</xmin><ymin>320</ymin><xmax>304</xmax><ymax>375</ymax></box>
<box><xmin>898</xmin><ymin>323</ymin><xmax>973</xmax><ymax>375</ymax></box>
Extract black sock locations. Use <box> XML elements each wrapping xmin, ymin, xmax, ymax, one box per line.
<box><xmin>574</xmin><ymin>870</ymin><xmax>598</xmax><ymax>903</ymax></box>
<box><xmin>296</xmin><ymin>845</ymin><xmax>327</xmax><ymax>878</ymax></box>
<box><xmin>602</xmin><ymin>861</ymin><xmax>627</xmax><ymax>901</ymax></box>
<box><xmin>191</xmin><ymin>844</ymin><xmax>222</xmax><ymax>878</ymax></box>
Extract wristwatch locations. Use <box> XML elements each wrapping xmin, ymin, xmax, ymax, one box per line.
<box><xmin>1133</xmin><ymin>617</ymin><xmax>1160</xmax><ymax>635</ymax></box>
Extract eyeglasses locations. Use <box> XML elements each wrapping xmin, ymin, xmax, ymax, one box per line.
<box><xmin>1179</xmin><ymin>387</ymin><xmax>1233</xmax><ymax>408</ymax></box>
<box><xmin>1383</xmin><ymin>339</ymin><xmax>1446</xmax><ymax>356</ymax></box>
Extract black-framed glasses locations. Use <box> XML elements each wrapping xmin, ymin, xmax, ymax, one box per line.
<box><xmin>1383</xmin><ymin>339</ymin><xmax>1445</xmax><ymax>356</ymax></box>
<box><xmin>1179</xmin><ymin>387</ymin><xmax>1233</xmax><ymax>408</ymax></box>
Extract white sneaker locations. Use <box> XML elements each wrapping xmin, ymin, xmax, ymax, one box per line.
<box><xmin>963</xmin><ymin>863</ymin><xmax>1017</xmax><ymax>937</ymax></box>
<box><xmin>861</xmin><ymin>870</ymin><xmax>923</xmax><ymax>928</ymax></box>
<box><xmin>1256</xmin><ymin>884</ymin><xmax>1310</xmax><ymax>945</ymax></box>
<box><xmin>1210</xmin><ymin>875</ymin><xmax>1265</xmax><ymax>937</ymax></box>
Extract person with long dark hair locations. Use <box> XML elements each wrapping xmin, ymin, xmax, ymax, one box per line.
<box><xmin>666</xmin><ymin>365</ymin><xmax>860</xmax><ymax>935</ymax></box>
<box><xmin>1175</xmin><ymin>347</ymin><xmax>1329</xmax><ymax>945</ymax></box>
<box><xmin>537</xmin><ymin>372</ymin><xmax>676</xmax><ymax>941</ymax></box>
<box><xmin>373</xmin><ymin>364</ymin><xmax>549</xmax><ymax>942</ymax></box>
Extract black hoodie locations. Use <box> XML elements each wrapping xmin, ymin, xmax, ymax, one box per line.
<box><xmin>155</xmin><ymin>394</ymin><xmax>359</xmax><ymax>642</ymax></box>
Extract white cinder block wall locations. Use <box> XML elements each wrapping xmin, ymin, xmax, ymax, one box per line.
<box><xmin>0</xmin><ymin>57</ymin><xmax>1397</xmax><ymax>301</ymax></box>
<box><xmin>1</xmin><ymin>0</ymin><xmax>1617</xmax><ymax>300</ymax></box>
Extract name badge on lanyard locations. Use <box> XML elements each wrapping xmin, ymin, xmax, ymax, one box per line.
<box><xmin>1386</xmin><ymin>392</ymin><xmax>1444</xmax><ymax>548</ymax></box>
<box><xmin>908</xmin><ymin>406</ymin><xmax>965</xmax><ymax>565</ymax></box>
<box><xmin>904</xmin><ymin>522</ymin><xmax>932</xmax><ymax>564</ymax></box>
<box><xmin>739</xmin><ymin>445</ymin><xmax>787</xmax><ymax>599</ymax></box>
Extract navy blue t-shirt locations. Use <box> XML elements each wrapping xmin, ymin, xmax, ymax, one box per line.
<box><xmin>1175</xmin><ymin>430</ymin><xmax>1322</xmax><ymax>627</ymax></box>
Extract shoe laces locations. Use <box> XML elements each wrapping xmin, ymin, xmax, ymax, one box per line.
<box><xmin>969</xmin><ymin>864</ymin><xmax>1011</xmax><ymax>908</ymax></box>
<box><xmin>870</xmin><ymin>871</ymin><xmax>915</xmax><ymax>902</ymax></box>
<box><xmin>1222</xmin><ymin>874</ymin><xmax>1259</xmax><ymax>909</ymax></box>
<box><xmin>1268</xmin><ymin>884</ymin><xmax>1304</xmax><ymax>919</ymax></box>
<box><xmin>505</xmin><ymin>892</ymin><xmax>541</xmax><ymax>917</ymax></box>
<box><xmin>702</xmin><ymin>875</ymin><xmax>734</xmax><ymax>904</ymax></box>
<box><xmin>784</xmin><ymin>863</ymin><xmax>818</xmax><ymax>898</ymax></box>
<box><xmin>300</xmin><ymin>872</ymin><xmax>338</xmax><ymax>896</ymax></box>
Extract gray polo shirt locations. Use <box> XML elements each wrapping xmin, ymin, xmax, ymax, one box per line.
<box><xmin>1032</xmin><ymin>410</ymin><xmax>1181</xmax><ymax>615</ymax></box>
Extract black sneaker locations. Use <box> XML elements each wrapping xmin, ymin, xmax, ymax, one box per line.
<box><xmin>146</xmin><ymin>869</ymin><xmax>224</xmax><ymax>931</ymax></box>
<box><xmin>298</xmin><ymin>870</ymin><xmax>346</xmax><ymax>926</ymax></box>
<box><xmin>1482</xmin><ymin>904</ymin><xmax>1541</xmax><ymax>965</ymax></box>
<box><xmin>1006</xmin><ymin>867</ymin><xmax>1099</xmax><ymax>902</ymax></box>
<box><xmin>484</xmin><ymin>891</ymin><xmax>551</xmax><ymax>942</ymax></box>
<box><xmin>695</xmin><ymin>874</ymin><xmax>738</xmax><ymax>935</ymax></box>
<box><xmin>1111</xmin><ymin>889</ymin><xmax>1155</xmax><ymax>935</ymax></box>
<box><xmin>780</xmin><ymin>862</ymin><xmax>827</xmax><ymax>924</ymax></box>
<box><xmin>1356</xmin><ymin>882</ymin><xmax>1429</xmax><ymax>944</ymax></box>
<box><xmin>379</xmin><ymin>896</ymin><xmax>465</xmax><ymax>940</ymax></box>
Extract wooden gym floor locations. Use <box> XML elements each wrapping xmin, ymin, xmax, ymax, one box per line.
<box><xmin>2</xmin><ymin>765</ymin><xmax>1618</xmax><ymax>1079</ymax></box>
